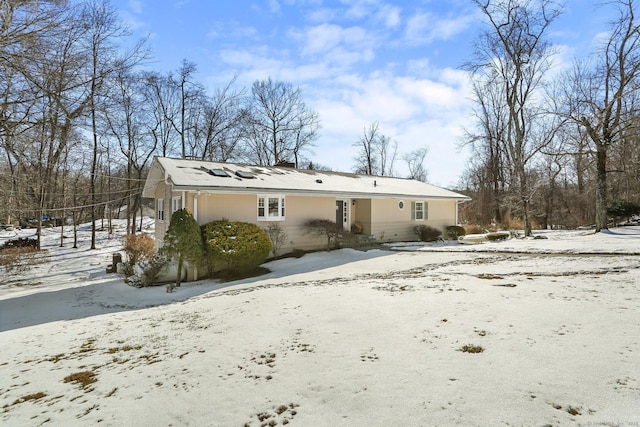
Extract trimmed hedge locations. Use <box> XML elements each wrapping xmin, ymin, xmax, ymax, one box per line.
<box><xmin>446</xmin><ymin>225</ymin><xmax>466</xmax><ymax>240</ymax></box>
<box><xmin>202</xmin><ymin>220</ymin><xmax>272</xmax><ymax>274</ymax></box>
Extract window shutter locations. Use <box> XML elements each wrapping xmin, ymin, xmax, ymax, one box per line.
<box><xmin>411</xmin><ymin>201</ymin><xmax>416</xmax><ymax>220</ymax></box>
<box><xmin>424</xmin><ymin>202</ymin><xmax>428</xmax><ymax>220</ymax></box>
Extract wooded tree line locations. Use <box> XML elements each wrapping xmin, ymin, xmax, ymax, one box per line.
<box><xmin>460</xmin><ymin>0</ymin><xmax>640</xmax><ymax>234</ymax></box>
<box><xmin>0</xmin><ymin>0</ymin><xmax>325</xmax><ymax>246</ymax></box>
<box><xmin>2</xmin><ymin>0</ymin><xmax>639</xmax><ymax>248</ymax></box>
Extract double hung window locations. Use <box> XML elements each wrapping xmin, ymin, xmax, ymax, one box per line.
<box><xmin>171</xmin><ymin>196</ymin><xmax>182</xmax><ymax>214</ymax></box>
<box><xmin>412</xmin><ymin>201</ymin><xmax>428</xmax><ymax>221</ymax></box>
<box><xmin>258</xmin><ymin>195</ymin><xmax>285</xmax><ymax>221</ymax></box>
<box><xmin>157</xmin><ymin>198</ymin><xmax>165</xmax><ymax>221</ymax></box>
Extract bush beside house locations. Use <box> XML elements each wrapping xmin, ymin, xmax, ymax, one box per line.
<box><xmin>202</xmin><ymin>219</ymin><xmax>272</xmax><ymax>276</ymax></box>
<box><xmin>446</xmin><ymin>225</ymin><xmax>466</xmax><ymax>240</ymax></box>
<box><xmin>414</xmin><ymin>224</ymin><xmax>442</xmax><ymax>242</ymax></box>
<box><xmin>161</xmin><ymin>208</ymin><xmax>204</xmax><ymax>287</ymax></box>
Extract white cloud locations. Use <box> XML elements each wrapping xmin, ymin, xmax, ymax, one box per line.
<box><xmin>305</xmin><ymin>7</ymin><xmax>337</xmax><ymax>23</ymax></box>
<box><xmin>305</xmin><ymin>69</ymin><xmax>474</xmax><ymax>184</ymax></box>
<box><xmin>118</xmin><ymin>10</ymin><xmax>147</xmax><ymax>32</ymax></box>
<box><xmin>404</xmin><ymin>11</ymin><xmax>475</xmax><ymax>45</ymax></box>
<box><xmin>342</xmin><ymin>0</ymin><xmax>380</xmax><ymax>20</ymax></box>
<box><xmin>377</xmin><ymin>4</ymin><xmax>401</xmax><ymax>28</ymax></box>
<box><xmin>296</xmin><ymin>24</ymin><xmax>371</xmax><ymax>56</ymax></box>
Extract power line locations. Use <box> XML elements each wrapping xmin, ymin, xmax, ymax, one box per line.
<box><xmin>0</xmin><ymin>191</ymin><xmax>146</xmax><ymax>214</ymax></box>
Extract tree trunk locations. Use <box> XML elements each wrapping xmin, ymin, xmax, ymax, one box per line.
<box><xmin>595</xmin><ymin>147</ymin><xmax>608</xmax><ymax>231</ymax></box>
<box><xmin>176</xmin><ymin>256</ymin><xmax>183</xmax><ymax>287</ymax></box>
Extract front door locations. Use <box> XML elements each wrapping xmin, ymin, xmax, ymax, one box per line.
<box><xmin>336</xmin><ymin>200</ymin><xmax>344</xmax><ymax>228</ymax></box>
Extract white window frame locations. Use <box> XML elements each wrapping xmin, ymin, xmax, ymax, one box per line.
<box><xmin>157</xmin><ymin>198</ymin><xmax>165</xmax><ymax>222</ymax></box>
<box><xmin>257</xmin><ymin>195</ymin><xmax>285</xmax><ymax>221</ymax></box>
<box><xmin>171</xmin><ymin>195</ymin><xmax>182</xmax><ymax>214</ymax></box>
<box><xmin>412</xmin><ymin>201</ymin><xmax>427</xmax><ymax>221</ymax></box>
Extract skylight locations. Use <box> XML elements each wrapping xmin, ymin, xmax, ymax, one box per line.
<box><xmin>235</xmin><ymin>170</ymin><xmax>255</xmax><ymax>179</ymax></box>
<box><xmin>208</xmin><ymin>169</ymin><xmax>229</xmax><ymax>177</ymax></box>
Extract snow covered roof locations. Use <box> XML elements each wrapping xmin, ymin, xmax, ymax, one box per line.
<box><xmin>142</xmin><ymin>157</ymin><xmax>471</xmax><ymax>201</ymax></box>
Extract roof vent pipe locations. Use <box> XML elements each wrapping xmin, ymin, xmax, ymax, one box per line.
<box><xmin>374</xmin><ymin>180</ymin><xmax>377</xmax><ymax>187</ymax></box>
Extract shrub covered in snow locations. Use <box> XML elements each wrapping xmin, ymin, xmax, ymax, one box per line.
<box><xmin>202</xmin><ymin>219</ymin><xmax>271</xmax><ymax>275</ymax></box>
<box><xmin>126</xmin><ymin>254</ymin><xmax>168</xmax><ymax>288</ymax></box>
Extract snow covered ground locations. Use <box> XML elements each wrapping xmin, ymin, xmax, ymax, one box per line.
<box><xmin>1</xmin><ymin>221</ymin><xmax>639</xmax><ymax>426</ymax></box>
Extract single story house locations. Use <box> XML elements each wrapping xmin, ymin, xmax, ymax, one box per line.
<box><xmin>142</xmin><ymin>157</ymin><xmax>471</xmax><ymax>256</ymax></box>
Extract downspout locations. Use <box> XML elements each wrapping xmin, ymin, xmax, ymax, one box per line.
<box><xmin>193</xmin><ymin>191</ymin><xmax>200</xmax><ymax>280</ymax></box>
<box><xmin>163</xmin><ymin>174</ymin><xmax>172</xmax><ymax>241</ymax></box>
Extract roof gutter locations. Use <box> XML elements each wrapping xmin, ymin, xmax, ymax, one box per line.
<box><xmin>169</xmin><ymin>185</ymin><xmax>471</xmax><ymax>201</ymax></box>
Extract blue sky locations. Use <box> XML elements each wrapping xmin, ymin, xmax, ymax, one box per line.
<box><xmin>113</xmin><ymin>0</ymin><xmax>616</xmax><ymax>187</ymax></box>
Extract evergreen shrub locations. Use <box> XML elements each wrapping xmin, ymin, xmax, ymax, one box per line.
<box><xmin>162</xmin><ymin>208</ymin><xmax>203</xmax><ymax>286</ymax></box>
<box><xmin>446</xmin><ymin>225</ymin><xmax>466</xmax><ymax>240</ymax></box>
<box><xmin>202</xmin><ymin>220</ymin><xmax>271</xmax><ymax>275</ymax></box>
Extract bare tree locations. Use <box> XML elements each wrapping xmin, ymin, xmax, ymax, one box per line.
<box><xmin>353</xmin><ymin>122</ymin><xmax>378</xmax><ymax>175</ymax></box>
<box><xmin>465</xmin><ymin>0</ymin><xmax>562</xmax><ymax>236</ymax></box>
<box><xmin>403</xmin><ymin>146</ymin><xmax>429</xmax><ymax>182</ymax></box>
<box><xmin>82</xmin><ymin>0</ymin><xmax>147</xmax><ymax>248</ymax></box>
<box><xmin>190</xmin><ymin>77</ymin><xmax>246</xmax><ymax>162</ymax></box>
<box><xmin>142</xmin><ymin>71</ymin><xmax>180</xmax><ymax>157</ymax></box>
<box><xmin>166</xmin><ymin>59</ymin><xmax>202</xmax><ymax>159</ymax></box>
<box><xmin>104</xmin><ymin>70</ymin><xmax>157</xmax><ymax>234</ymax></box>
<box><xmin>462</xmin><ymin>79</ymin><xmax>511</xmax><ymax>225</ymax></box>
<box><xmin>353</xmin><ymin>121</ymin><xmax>397</xmax><ymax>176</ymax></box>
<box><xmin>564</xmin><ymin>0</ymin><xmax>640</xmax><ymax>231</ymax></box>
<box><xmin>244</xmin><ymin>77</ymin><xmax>319</xmax><ymax>166</ymax></box>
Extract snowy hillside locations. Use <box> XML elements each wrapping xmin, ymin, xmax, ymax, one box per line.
<box><xmin>1</xmin><ymin>222</ymin><xmax>639</xmax><ymax>426</ymax></box>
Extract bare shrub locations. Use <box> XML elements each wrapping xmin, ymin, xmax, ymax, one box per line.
<box><xmin>0</xmin><ymin>247</ymin><xmax>48</xmax><ymax>273</ymax></box>
<box><xmin>121</xmin><ymin>233</ymin><xmax>156</xmax><ymax>278</ymax></box>
<box><xmin>413</xmin><ymin>224</ymin><xmax>442</xmax><ymax>242</ymax></box>
<box><xmin>464</xmin><ymin>224</ymin><xmax>485</xmax><ymax>234</ymax></box>
<box><xmin>123</xmin><ymin>233</ymin><xmax>155</xmax><ymax>265</ymax></box>
<box><xmin>263</xmin><ymin>222</ymin><xmax>288</xmax><ymax>257</ymax></box>
<box><xmin>305</xmin><ymin>219</ymin><xmax>354</xmax><ymax>250</ymax></box>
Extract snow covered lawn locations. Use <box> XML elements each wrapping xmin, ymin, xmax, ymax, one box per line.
<box><xmin>1</xmin><ymin>223</ymin><xmax>639</xmax><ymax>426</ymax></box>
